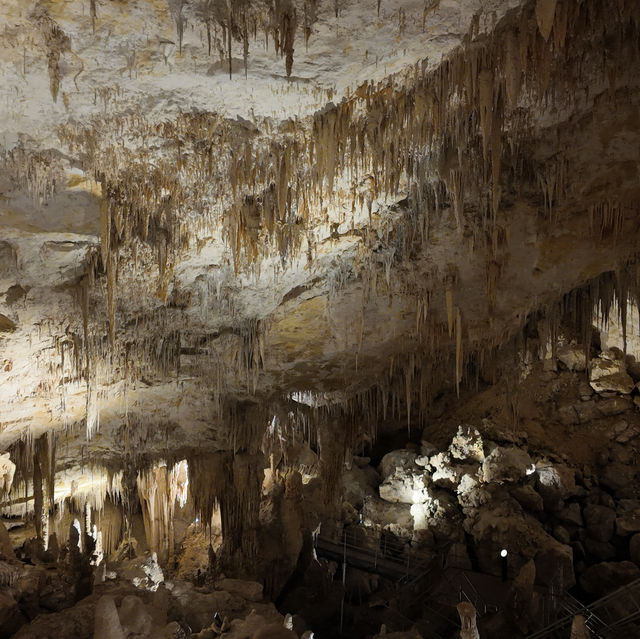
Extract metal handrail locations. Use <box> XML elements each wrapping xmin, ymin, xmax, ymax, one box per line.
<box><xmin>527</xmin><ymin>576</ymin><xmax>640</xmax><ymax>639</ymax></box>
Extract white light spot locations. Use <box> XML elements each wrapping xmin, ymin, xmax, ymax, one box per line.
<box><xmin>526</xmin><ymin>464</ymin><xmax>536</xmax><ymax>476</ymax></box>
<box><xmin>500</xmin><ymin>548</ymin><xmax>508</xmax><ymax>558</ymax></box>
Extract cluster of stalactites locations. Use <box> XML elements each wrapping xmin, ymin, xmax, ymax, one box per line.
<box><xmin>179</xmin><ymin>0</ymin><xmax>300</xmax><ymax>78</ymax></box>
<box><xmin>7</xmin><ymin>0</ymin><xmax>638</xmax><ymax>448</ymax></box>
<box><xmin>136</xmin><ymin>460</ymin><xmax>188</xmax><ymax>562</ymax></box>
<box><xmin>0</xmin><ymin>430</ymin><xmax>129</xmax><ymax>558</ymax></box>
<box><xmin>52</xmin><ymin>0</ymin><xmax>639</xmax><ymax>291</ymax></box>
<box><xmin>50</xmin><ymin>0</ymin><xmax>639</xmax><ymax>348</ymax></box>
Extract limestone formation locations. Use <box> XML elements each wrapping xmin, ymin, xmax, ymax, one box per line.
<box><xmin>1</xmin><ymin>0</ymin><xmax>640</xmax><ymax>636</ymax></box>
<box><xmin>456</xmin><ymin>601</ymin><xmax>479</xmax><ymax>639</ymax></box>
<box><xmin>570</xmin><ymin>615</ymin><xmax>590</xmax><ymax>639</ymax></box>
<box><xmin>93</xmin><ymin>595</ymin><xmax>126</xmax><ymax>639</ymax></box>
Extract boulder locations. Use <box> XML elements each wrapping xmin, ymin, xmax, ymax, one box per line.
<box><xmin>616</xmin><ymin>500</ymin><xmax>640</xmax><ymax>536</ymax></box>
<box><xmin>448</xmin><ymin>425</ymin><xmax>485</xmax><ymax>463</ymax></box>
<box><xmin>579</xmin><ymin>561</ymin><xmax>640</xmax><ymax>597</ymax></box>
<box><xmin>600</xmin><ymin>462</ymin><xmax>637</xmax><ymax>495</ymax></box>
<box><xmin>151</xmin><ymin>621</ymin><xmax>187</xmax><ymax>639</ymax></box>
<box><xmin>217</xmin><ymin>609</ymin><xmax>291</xmax><ymax>639</ymax></box>
<box><xmin>598</xmin><ymin>397</ymin><xmax>633</xmax><ymax>416</ymax></box>
<box><xmin>464</xmin><ymin>498</ymin><xmax>574</xmax><ymax>589</ymax></box>
<box><xmin>553</xmin><ymin>525</ymin><xmax>571</xmax><ymax>545</ymax></box>
<box><xmin>363</xmin><ymin>496</ymin><xmax>414</xmax><ymax>537</ymax></box>
<box><xmin>379</xmin><ymin>467</ymin><xmax>430</xmax><ymax>504</ymax></box>
<box><xmin>118</xmin><ymin>595</ymin><xmax>153</xmax><ymax>637</ymax></box>
<box><xmin>583</xmin><ymin>538</ymin><xmax>615</xmax><ymax>561</ymax></box>
<box><xmin>13</xmin><ymin>595</ymin><xmax>96</xmax><ymax>639</ymax></box>
<box><xmin>342</xmin><ymin>464</ymin><xmax>379</xmax><ymax>508</ymax></box>
<box><xmin>574</xmin><ymin>400</ymin><xmax>600</xmax><ymax>423</ymax></box>
<box><xmin>536</xmin><ymin>461</ymin><xmax>577</xmax><ymax>506</ymax></box>
<box><xmin>557</xmin><ymin>344</ymin><xmax>586</xmax><ymax>371</ymax></box>
<box><xmin>429</xmin><ymin>452</ymin><xmax>474</xmax><ymax>489</ymax></box>
<box><xmin>534</xmin><ymin>543</ymin><xmax>575</xmax><ymax>590</ymax></box>
<box><xmin>558</xmin><ymin>503</ymin><xmax>583</xmax><ymax>527</ymax></box>
<box><xmin>589</xmin><ymin>357</ymin><xmax>634</xmax><ymax>394</ymax></box>
<box><xmin>170</xmin><ymin>581</ymin><xmax>245</xmax><ymax>632</ymax></box>
<box><xmin>411</xmin><ymin>488</ymin><xmax>461</xmax><ymax>541</ymax></box>
<box><xmin>379</xmin><ymin>450</ymin><xmax>418</xmax><ymax>479</ymax></box>
<box><xmin>629</xmin><ymin>533</ymin><xmax>640</xmax><ymax>565</ymax></box>
<box><xmin>252</xmin><ymin>625</ymin><xmax>298</xmax><ymax>639</ymax></box>
<box><xmin>118</xmin><ymin>552</ymin><xmax>165</xmax><ymax>591</ymax></box>
<box><xmin>511</xmin><ymin>485</ymin><xmax>544</xmax><ymax>513</ymax></box>
<box><xmin>583</xmin><ymin>504</ymin><xmax>616</xmax><ymax>542</ymax></box>
<box><xmin>94</xmin><ymin>595</ymin><xmax>126</xmax><ymax>639</ymax></box>
<box><xmin>482</xmin><ymin>447</ymin><xmax>532</xmax><ymax>484</ymax></box>
<box><xmin>215</xmin><ymin>578</ymin><xmax>263</xmax><ymax>602</ymax></box>
<box><xmin>457</xmin><ymin>473</ymin><xmax>491</xmax><ymax>510</ymax></box>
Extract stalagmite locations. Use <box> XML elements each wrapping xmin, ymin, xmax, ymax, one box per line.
<box><xmin>0</xmin><ymin>454</ymin><xmax>15</xmax><ymax>496</ymax></box>
<box><xmin>94</xmin><ymin>595</ymin><xmax>126</xmax><ymax>639</ymax></box>
<box><xmin>570</xmin><ymin>615</ymin><xmax>590</xmax><ymax>639</ymax></box>
<box><xmin>457</xmin><ymin>601</ymin><xmax>479</xmax><ymax>639</ymax></box>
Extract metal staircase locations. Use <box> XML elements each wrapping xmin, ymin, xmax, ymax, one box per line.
<box><xmin>314</xmin><ymin>527</ymin><xmax>445</xmax><ymax>584</ymax></box>
<box><xmin>527</xmin><ymin>577</ymin><xmax>640</xmax><ymax>639</ymax></box>
<box><xmin>315</xmin><ymin>528</ymin><xmax>506</xmax><ymax>638</ymax></box>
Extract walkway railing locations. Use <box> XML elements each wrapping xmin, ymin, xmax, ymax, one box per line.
<box><xmin>527</xmin><ymin>576</ymin><xmax>640</xmax><ymax>639</ymax></box>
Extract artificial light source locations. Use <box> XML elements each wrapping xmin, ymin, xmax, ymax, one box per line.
<box><xmin>526</xmin><ymin>464</ymin><xmax>536</xmax><ymax>476</ymax></box>
<box><xmin>500</xmin><ymin>548</ymin><xmax>508</xmax><ymax>558</ymax></box>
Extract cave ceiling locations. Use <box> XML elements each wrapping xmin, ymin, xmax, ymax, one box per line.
<box><xmin>1</xmin><ymin>0</ymin><xmax>640</xmax><ymax>470</ymax></box>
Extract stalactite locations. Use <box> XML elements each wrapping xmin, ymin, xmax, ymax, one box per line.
<box><xmin>446</xmin><ymin>288</ymin><xmax>454</xmax><ymax>337</ymax></box>
<box><xmin>455</xmin><ymin>307</ymin><xmax>462</xmax><ymax>398</ymax></box>
<box><xmin>535</xmin><ymin>0</ymin><xmax>558</xmax><ymax>42</ymax></box>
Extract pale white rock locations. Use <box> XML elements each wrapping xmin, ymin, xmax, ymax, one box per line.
<box><xmin>429</xmin><ymin>452</ymin><xmax>464</xmax><ymax>489</ymax></box>
<box><xmin>363</xmin><ymin>496</ymin><xmax>414</xmax><ymax>537</ymax></box>
<box><xmin>448</xmin><ymin>425</ymin><xmax>485</xmax><ymax>463</ymax></box>
<box><xmin>379</xmin><ymin>469</ymin><xmax>430</xmax><ymax>504</ymax></box>
<box><xmin>482</xmin><ymin>447</ymin><xmax>532</xmax><ymax>484</ymax></box>
<box><xmin>378</xmin><ymin>450</ymin><xmax>429</xmax><ymax>504</ymax></box>
<box><xmin>536</xmin><ymin>461</ymin><xmax>577</xmax><ymax>502</ymax></box>
<box><xmin>378</xmin><ymin>450</ymin><xmax>418</xmax><ymax>480</ymax></box>
<box><xmin>0</xmin><ymin>454</ymin><xmax>15</xmax><ymax>495</ymax></box>
<box><xmin>457</xmin><ymin>473</ymin><xmax>491</xmax><ymax>510</ymax></box>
